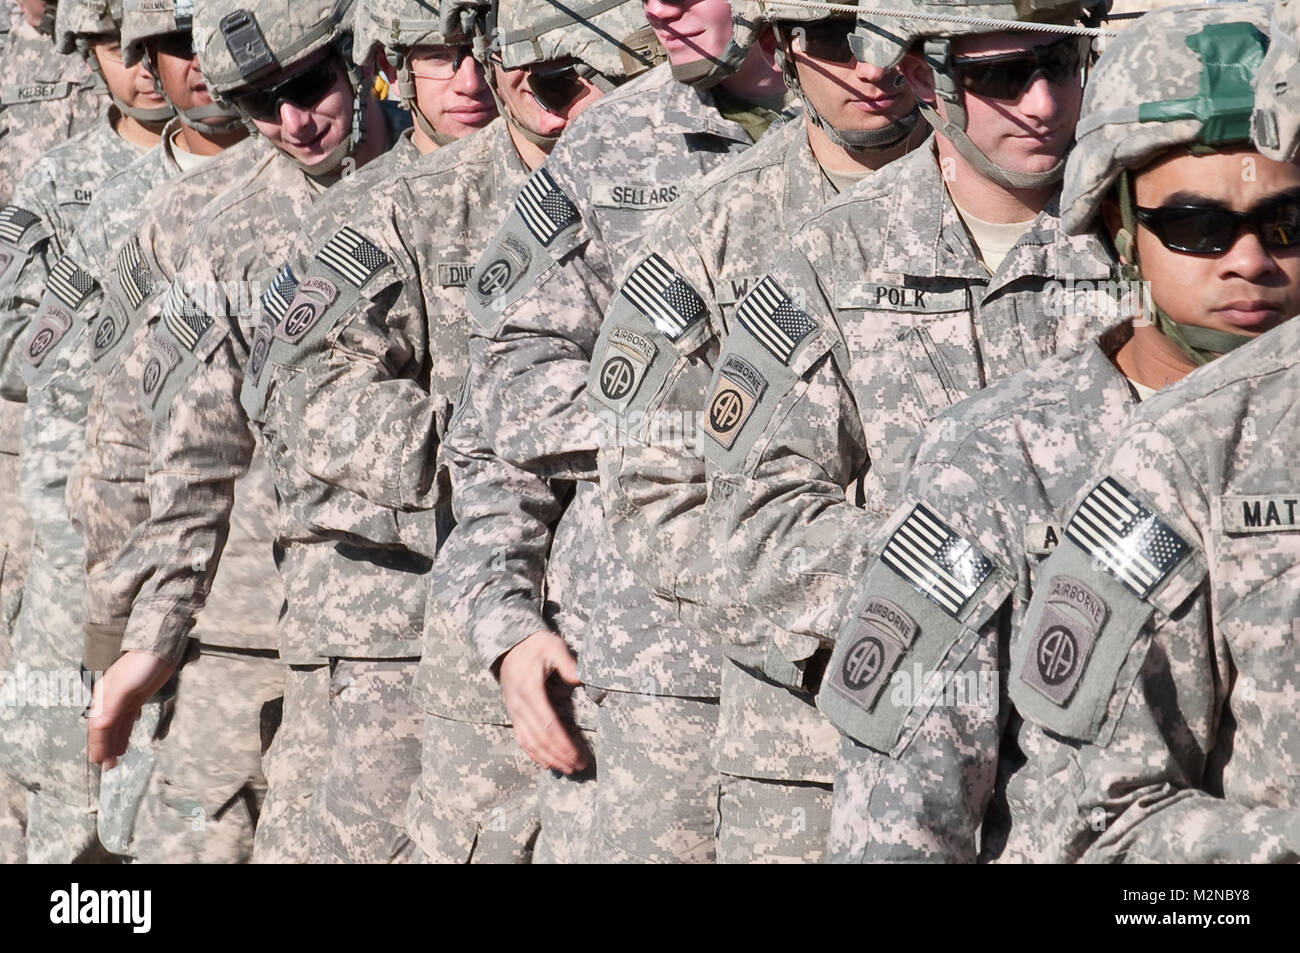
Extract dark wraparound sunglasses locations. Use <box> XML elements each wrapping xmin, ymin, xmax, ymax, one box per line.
<box><xmin>791</xmin><ymin>21</ymin><xmax>857</xmax><ymax>64</ymax></box>
<box><xmin>234</xmin><ymin>57</ymin><xmax>340</xmax><ymax>121</ymax></box>
<box><xmin>1136</xmin><ymin>194</ymin><xmax>1300</xmax><ymax>254</ymax></box>
<box><xmin>526</xmin><ymin>61</ymin><xmax>611</xmax><ymax>114</ymax></box>
<box><xmin>951</xmin><ymin>35</ymin><xmax>1086</xmax><ymax>102</ymax></box>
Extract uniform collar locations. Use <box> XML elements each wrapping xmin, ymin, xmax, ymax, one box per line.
<box><xmin>784</xmin><ymin>122</ymin><xmax>836</xmax><ymax>235</ymax></box>
<box><xmin>991</xmin><ymin>192</ymin><xmax>1116</xmax><ymax>295</ymax></box>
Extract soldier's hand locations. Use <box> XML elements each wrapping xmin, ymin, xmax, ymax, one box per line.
<box><xmin>498</xmin><ymin>630</ymin><xmax>587</xmax><ymax>774</ymax></box>
<box><xmin>87</xmin><ymin>651</ymin><xmax>176</xmax><ymax>769</ymax></box>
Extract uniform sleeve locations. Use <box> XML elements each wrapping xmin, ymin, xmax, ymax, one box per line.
<box><xmin>702</xmin><ymin>248</ymin><xmax>870</xmax><ymax>650</ymax></box>
<box><xmin>1018</xmin><ymin>420</ymin><xmax>1300</xmax><ymax>861</ymax></box>
<box><xmin>258</xmin><ymin>222</ymin><xmax>455</xmax><ymax>515</ymax></box>
<box><xmin>119</xmin><ymin>256</ymin><xmax>252</xmax><ymax>664</ymax></box>
<box><xmin>0</xmin><ymin>170</ymin><xmax>62</xmax><ymax>397</ymax></box>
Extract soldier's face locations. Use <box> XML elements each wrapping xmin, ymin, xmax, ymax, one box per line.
<box><xmin>408</xmin><ymin>44</ymin><xmax>497</xmax><ymax>140</ymax></box>
<box><xmin>1127</xmin><ymin>148</ymin><xmax>1300</xmax><ymax>339</ymax></box>
<box><xmin>785</xmin><ymin>21</ymin><xmax>916</xmax><ymax>134</ymax></box>
<box><xmin>147</xmin><ymin>37</ymin><xmax>213</xmax><ymax>115</ymax></box>
<box><xmin>92</xmin><ymin>39</ymin><xmax>170</xmax><ymax>115</ymax></box>
<box><xmin>493</xmin><ymin>59</ymin><xmax>605</xmax><ymax>140</ymax></box>
<box><xmin>18</xmin><ymin>0</ymin><xmax>45</xmax><ymax>29</ymax></box>
<box><xmin>642</xmin><ymin>0</ymin><xmax>735</xmax><ymax>67</ymax></box>
<box><xmin>903</xmin><ymin>32</ymin><xmax>1082</xmax><ymax>177</ymax></box>
<box><xmin>245</xmin><ymin>51</ymin><xmax>355</xmax><ymax>169</ymax></box>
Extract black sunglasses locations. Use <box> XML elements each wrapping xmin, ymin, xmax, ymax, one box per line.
<box><xmin>1135</xmin><ymin>194</ymin><xmax>1300</xmax><ymax>254</ymax></box>
<box><xmin>951</xmin><ymin>35</ymin><xmax>1085</xmax><ymax>102</ymax></box>
<box><xmin>790</xmin><ymin>21</ymin><xmax>857</xmax><ymax>64</ymax></box>
<box><xmin>234</xmin><ymin>57</ymin><xmax>340</xmax><ymax>122</ymax></box>
<box><xmin>147</xmin><ymin>31</ymin><xmax>195</xmax><ymax>61</ymax></box>
<box><xmin>525</xmin><ymin>61</ymin><xmax>604</xmax><ymax>114</ymax></box>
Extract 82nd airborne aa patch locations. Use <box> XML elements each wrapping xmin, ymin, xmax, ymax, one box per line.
<box><xmin>1019</xmin><ymin>574</ymin><xmax>1108</xmax><ymax>706</ymax></box>
<box><xmin>1063</xmin><ymin>477</ymin><xmax>1189</xmax><ymax>599</ymax></box>
<box><xmin>274</xmin><ymin>276</ymin><xmax>339</xmax><ymax>346</ymax></box>
<box><xmin>22</xmin><ymin>304</ymin><xmax>72</xmax><ymax>367</ymax></box>
<box><xmin>880</xmin><ymin>504</ymin><xmax>994</xmax><ymax>619</ymax></box>
<box><xmin>703</xmin><ymin>353</ymin><xmax>767</xmax><ymax>450</ymax></box>
<box><xmin>826</xmin><ymin>597</ymin><xmax>918</xmax><ymax>713</ymax></box>
<box><xmin>597</xmin><ymin>326</ymin><xmax>657</xmax><ymax>404</ymax></box>
<box><xmin>473</xmin><ymin>233</ymin><xmax>532</xmax><ymax>306</ymax></box>
<box><xmin>140</xmin><ymin>333</ymin><xmax>181</xmax><ymax>407</ymax></box>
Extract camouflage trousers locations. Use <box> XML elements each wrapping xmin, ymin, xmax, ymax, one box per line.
<box><xmin>254</xmin><ymin>662</ymin><xmax>328</xmax><ymax>864</ymax></box>
<box><xmin>712</xmin><ymin>660</ymin><xmax>837</xmax><ymax>863</ymax></box>
<box><xmin>0</xmin><ymin>771</ymin><xmax>23</xmax><ymax>863</ymax></box>
<box><xmin>308</xmin><ymin>658</ymin><xmax>421</xmax><ymax>864</ymax></box>
<box><xmin>405</xmin><ymin>715</ymin><xmax>540</xmax><ymax>864</ymax></box>
<box><xmin>132</xmin><ymin>646</ymin><xmax>283</xmax><ymax>864</ymax></box>
<box><xmin>0</xmin><ymin>445</ymin><xmax>30</xmax><ymax>863</ymax></box>
<box><xmin>0</xmin><ymin>543</ymin><xmax>103</xmax><ymax>862</ymax></box>
<box><xmin>592</xmin><ymin>690</ymin><xmax>720</xmax><ymax>864</ymax></box>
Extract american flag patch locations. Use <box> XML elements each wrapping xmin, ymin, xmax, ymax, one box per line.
<box><xmin>1064</xmin><ymin>477</ymin><xmax>1190</xmax><ymax>599</ymax></box>
<box><xmin>881</xmin><ymin>504</ymin><xmax>994</xmax><ymax>618</ymax></box>
<box><xmin>0</xmin><ymin>206</ymin><xmax>39</xmax><ymax>244</ymax></box>
<box><xmin>515</xmin><ymin>168</ymin><xmax>578</xmax><ymax>247</ymax></box>
<box><xmin>161</xmin><ymin>281</ymin><xmax>213</xmax><ymax>351</ymax></box>
<box><xmin>315</xmin><ymin>227</ymin><xmax>390</xmax><ymax>288</ymax></box>
<box><xmin>47</xmin><ymin>256</ymin><xmax>96</xmax><ymax>310</ymax></box>
<box><xmin>736</xmin><ymin>276</ymin><xmax>814</xmax><ymax>365</ymax></box>
<box><xmin>260</xmin><ymin>264</ymin><xmax>298</xmax><ymax>326</ymax></box>
<box><xmin>619</xmin><ymin>254</ymin><xmax>704</xmax><ymax>340</ymax></box>
<box><xmin>116</xmin><ymin>237</ymin><xmax>154</xmax><ymax>310</ymax></box>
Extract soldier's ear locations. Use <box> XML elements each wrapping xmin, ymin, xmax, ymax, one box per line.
<box><xmin>898</xmin><ymin>52</ymin><xmax>934</xmax><ymax>106</ymax></box>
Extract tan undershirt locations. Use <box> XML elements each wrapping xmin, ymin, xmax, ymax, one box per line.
<box><xmin>822</xmin><ymin>164</ymin><xmax>874</xmax><ymax>194</ymax></box>
<box><xmin>1127</xmin><ymin>376</ymin><xmax>1157</xmax><ymax>401</ymax></box>
<box><xmin>170</xmin><ymin>129</ymin><xmax>212</xmax><ymax>173</ymax></box>
<box><xmin>952</xmin><ymin>201</ymin><xmax>1036</xmax><ymax>273</ymax></box>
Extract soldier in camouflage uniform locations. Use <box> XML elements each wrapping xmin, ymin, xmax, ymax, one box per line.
<box><xmin>691</xmin><ymin>2</ymin><xmax>1115</xmax><ymax>847</ymax></box>
<box><xmin>993</xmin><ymin>0</ymin><xmax>1300</xmax><ymax>865</ymax></box>
<box><xmin>0</xmin><ymin>0</ymin><xmax>170</xmax><ymax>865</ymax></box>
<box><xmin>85</xmin><ymin>0</ymin><xmax>408</xmax><ymax>862</ymax></box>
<box><xmin>452</xmin><ymin>0</ymin><xmax>798</xmax><ymax>863</ymax></box>
<box><xmin>236</xmin><ymin>0</ymin><xmax>499</xmax><ymax>865</ymax></box>
<box><xmin>585</xmin><ymin>0</ymin><xmax>926</xmax><ymax>862</ymax></box>
<box><xmin>815</xmin><ymin>3</ymin><xmax>1296</xmax><ymax>862</ymax></box>
<box><xmin>0</xmin><ymin>1</ymin><xmax>104</xmax><ymax>205</ymax></box>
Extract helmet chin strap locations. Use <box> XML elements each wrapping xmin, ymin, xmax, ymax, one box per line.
<box><xmin>37</xmin><ymin>3</ymin><xmax>57</xmax><ymax>37</ymax></box>
<box><xmin>669</xmin><ymin>14</ymin><xmax>763</xmax><ymax>89</ymax></box>
<box><xmin>394</xmin><ymin>55</ymin><xmax>458</xmax><ymax>147</ymax></box>
<box><xmin>1114</xmin><ymin>170</ymin><xmax>1254</xmax><ymax>366</ymax></box>
<box><xmin>79</xmin><ymin>40</ymin><xmax>177</xmax><ymax>124</ymax></box>
<box><xmin>143</xmin><ymin>47</ymin><xmax>243</xmax><ymax>136</ymax></box>
<box><xmin>285</xmin><ymin>44</ymin><xmax>372</xmax><ymax>177</ymax></box>
<box><xmin>921</xmin><ymin>38</ymin><xmax>1065</xmax><ymax>191</ymax></box>
<box><xmin>483</xmin><ymin>63</ymin><xmax>560</xmax><ymax>150</ymax></box>
<box><xmin>773</xmin><ymin>29</ymin><xmax>920</xmax><ymax>152</ymax></box>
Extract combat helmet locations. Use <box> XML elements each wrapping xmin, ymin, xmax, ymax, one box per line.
<box><xmin>192</xmin><ymin>0</ymin><xmax>368</xmax><ymax>173</ymax></box>
<box><xmin>1252</xmin><ymin>0</ymin><xmax>1300</xmax><ymax>162</ymax></box>
<box><xmin>766</xmin><ymin>0</ymin><xmax>919</xmax><ymax>150</ymax></box>
<box><xmin>57</xmin><ymin>0</ymin><xmax>176</xmax><ymax>121</ymax></box>
<box><xmin>1062</xmin><ymin>2</ymin><xmax>1272</xmax><ymax>364</ymax></box>
<box><xmin>121</xmin><ymin>0</ymin><xmax>242</xmax><ymax>134</ymax></box>
<box><xmin>487</xmin><ymin>0</ymin><xmax>662</xmax><ymax>148</ymax></box>
<box><xmin>353</xmin><ymin>0</ymin><xmax>479</xmax><ymax>146</ymax></box>
<box><xmin>851</xmin><ymin>0</ymin><xmax>1109</xmax><ymax>189</ymax></box>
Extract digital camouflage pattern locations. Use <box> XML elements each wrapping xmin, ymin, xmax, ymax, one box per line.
<box><xmin>700</xmin><ymin>141</ymin><xmax>1116</xmax><ymax>686</ymax></box>
<box><xmin>1020</xmin><ymin>316</ymin><xmax>1300</xmax><ymax>862</ymax></box>
<box><xmin>822</xmin><ymin>329</ymin><xmax>1137</xmax><ymax>863</ymax></box>
<box><xmin>1253</xmin><ymin>0</ymin><xmax>1300</xmax><ymax>161</ymax></box>
<box><xmin>0</xmin><ymin>11</ymin><xmax>102</xmax><ymax>206</ymax></box>
<box><xmin>587</xmin><ymin>116</ymin><xmax>878</xmax><ymax>862</ymax></box>
<box><xmin>254</xmin><ymin>661</ymin><xmax>327</xmax><ymax>863</ymax></box>
<box><xmin>455</xmin><ymin>60</ymin><xmax>791</xmax><ymax>861</ymax></box>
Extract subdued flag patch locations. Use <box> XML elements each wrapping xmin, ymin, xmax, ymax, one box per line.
<box><xmin>880</xmin><ymin>504</ymin><xmax>993</xmax><ymax>618</ymax></box>
<box><xmin>0</xmin><ymin>206</ymin><xmax>39</xmax><ymax>244</ymax></box>
<box><xmin>161</xmin><ymin>282</ymin><xmax>213</xmax><ymax>352</ymax></box>
<box><xmin>46</xmin><ymin>256</ymin><xmax>96</xmax><ymax>310</ymax></box>
<box><xmin>116</xmin><ymin>237</ymin><xmax>153</xmax><ymax>310</ymax></box>
<box><xmin>315</xmin><ymin>227</ymin><xmax>390</xmax><ymax>288</ymax></box>
<box><xmin>516</xmin><ymin>168</ymin><xmax>578</xmax><ymax>247</ymax></box>
<box><xmin>1064</xmin><ymin>477</ymin><xmax>1189</xmax><ymax>599</ymax></box>
<box><xmin>619</xmin><ymin>254</ymin><xmax>705</xmax><ymax>340</ymax></box>
<box><xmin>736</xmin><ymin>276</ymin><xmax>814</xmax><ymax>364</ymax></box>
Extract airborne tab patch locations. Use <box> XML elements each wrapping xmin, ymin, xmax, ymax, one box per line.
<box><xmin>1063</xmin><ymin>477</ymin><xmax>1190</xmax><ymax>599</ymax></box>
<box><xmin>46</xmin><ymin>257</ymin><xmax>97</xmax><ymax>310</ymax></box>
<box><xmin>116</xmin><ymin>237</ymin><xmax>154</xmax><ymax>310</ymax></box>
<box><xmin>736</xmin><ymin>276</ymin><xmax>814</xmax><ymax>365</ymax></box>
<box><xmin>0</xmin><ymin>206</ymin><xmax>39</xmax><ymax>245</ymax></box>
<box><xmin>596</xmin><ymin>326</ymin><xmax>657</xmax><ymax>404</ymax></box>
<box><xmin>161</xmin><ymin>282</ymin><xmax>214</xmax><ymax>352</ymax></box>
<box><xmin>619</xmin><ymin>254</ymin><xmax>705</xmax><ymax>341</ymax></box>
<box><xmin>274</xmin><ymin>276</ymin><xmax>339</xmax><ymax>346</ymax></box>
<box><xmin>703</xmin><ymin>353</ymin><xmax>766</xmax><ymax>450</ymax></box>
<box><xmin>1020</xmin><ymin>574</ymin><xmax>1108</xmax><ymax>706</ymax></box>
<box><xmin>880</xmin><ymin>504</ymin><xmax>994</xmax><ymax>619</ymax></box>
<box><xmin>515</xmin><ymin>168</ymin><xmax>578</xmax><ymax>247</ymax></box>
<box><xmin>825</xmin><ymin>597</ymin><xmax>918</xmax><ymax>713</ymax></box>
<box><xmin>140</xmin><ymin>332</ymin><xmax>181</xmax><ymax>406</ymax></box>
<box><xmin>473</xmin><ymin>233</ymin><xmax>532</xmax><ymax>305</ymax></box>
<box><xmin>315</xmin><ymin>227</ymin><xmax>391</xmax><ymax>288</ymax></box>
<box><xmin>22</xmin><ymin>304</ymin><xmax>72</xmax><ymax>367</ymax></box>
